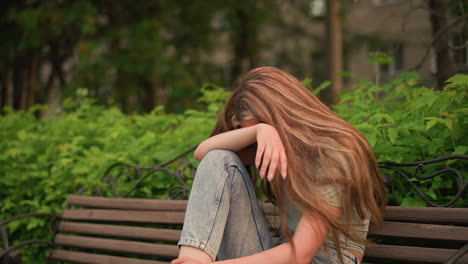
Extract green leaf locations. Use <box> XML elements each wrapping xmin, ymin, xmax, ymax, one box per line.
<box><xmin>71</xmin><ymin>164</ymin><xmax>91</xmax><ymax>174</ymax></box>
<box><xmin>367</xmin><ymin>52</ymin><xmax>393</xmax><ymax>65</ymax></box>
<box><xmin>387</xmin><ymin>128</ymin><xmax>398</xmax><ymax>144</ymax></box>
<box><xmin>425</xmin><ymin>188</ymin><xmax>437</xmax><ymax>200</ymax></box>
<box><xmin>400</xmin><ymin>196</ymin><xmax>427</xmax><ymax>207</ymax></box>
<box><xmin>453</xmin><ymin>146</ymin><xmax>468</xmax><ymax>155</ymax></box>
<box><xmin>301</xmin><ymin>77</ymin><xmax>312</xmax><ymax>90</ymax></box>
<box><xmin>27</xmin><ymin>219</ymin><xmax>40</xmax><ymax>230</ymax></box>
<box><xmin>365</xmin><ymin>133</ymin><xmax>377</xmax><ymax>147</ymax></box>
<box><xmin>370</xmin><ymin>113</ymin><xmax>395</xmax><ymax>124</ymax></box>
<box><xmin>313</xmin><ymin>81</ymin><xmax>331</xmax><ymax>96</ymax></box>
<box><xmin>442</xmin><ymin>118</ymin><xmax>453</xmax><ymax>130</ymax></box>
<box><xmin>444</xmin><ymin>74</ymin><xmax>468</xmax><ymax>90</ymax></box>
<box><xmin>20</xmin><ymin>200</ymin><xmax>40</xmax><ymax>208</ymax></box>
<box><xmin>338</xmin><ymin>71</ymin><xmax>356</xmax><ymax>79</ymax></box>
<box><xmin>399</xmin><ymin>127</ymin><xmax>410</xmax><ymax>136</ymax></box>
<box><xmin>425</xmin><ymin>118</ymin><xmax>439</xmax><ymax>130</ymax></box>
<box><xmin>355</xmin><ymin>122</ymin><xmax>373</xmax><ymax>130</ymax></box>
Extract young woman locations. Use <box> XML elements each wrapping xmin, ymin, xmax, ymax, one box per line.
<box><xmin>171</xmin><ymin>67</ymin><xmax>386</xmax><ymax>264</ymax></box>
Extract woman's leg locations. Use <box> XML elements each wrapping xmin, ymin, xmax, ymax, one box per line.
<box><xmin>178</xmin><ymin>149</ymin><xmax>273</xmax><ymax>261</ymax></box>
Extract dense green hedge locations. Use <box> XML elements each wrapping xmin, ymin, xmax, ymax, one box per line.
<box><xmin>0</xmin><ymin>85</ymin><xmax>229</xmax><ymax>262</ymax></box>
<box><xmin>334</xmin><ymin>73</ymin><xmax>467</xmax><ymax>207</ymax></box>
<box><xmin>0</xmin><ymin>73</ymin><xmax>466</xmax><ymax>262</ymax></box>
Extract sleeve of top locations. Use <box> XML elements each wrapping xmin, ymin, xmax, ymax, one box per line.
<box><xmin>318</xmin><ymin>183</ymin><xmax>341</xmax><ymax>207</ymax></box>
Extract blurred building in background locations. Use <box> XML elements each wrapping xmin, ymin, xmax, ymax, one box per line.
<box><xmin>0</xmin><ymin>0</ymin><xmax>466</xmax><ymax>113</ymax></box>
<box><xmin>256</xmin><ymin>0</ymin><xmax>466</xmax><ymax>88</ymax></box>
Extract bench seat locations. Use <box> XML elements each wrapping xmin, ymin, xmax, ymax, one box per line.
<box><xmin>45</xmin><ymin>195</ymin><xmax>468</xmax><ymax>264</ymax></box>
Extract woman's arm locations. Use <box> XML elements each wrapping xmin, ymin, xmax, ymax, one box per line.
<box><xmin>173</xmin><ymin>206</ymin><xmax>340</xmax><ymax>264</ymax></box>
<box><xmin>194</xmin><ymin>125</ymin><xmax>258</xmax><ymax>161</ymax></box>
<box><xmin>194</xmin><ymin>123</ymin><xmax>287</xmax><ymax>180</ymax></box>
<box><xmin>217</xmin><ymin>206</ymin><xmax>339</xmax><ymax>264</ymax></box>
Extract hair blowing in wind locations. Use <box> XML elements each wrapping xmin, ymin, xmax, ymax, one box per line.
<box><xmin>211</xmin><ymin>66</ymin><xmax>386</xmax><ymax>262</ymax></box>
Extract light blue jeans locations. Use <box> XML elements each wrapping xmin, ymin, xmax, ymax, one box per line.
<box><xmin>178</xmin><ymin>150</ymin><xmax>358</xmax><ymax>264</ymax></box>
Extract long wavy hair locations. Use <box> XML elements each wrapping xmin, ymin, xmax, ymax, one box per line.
<box><xmin>210</xmin><ymin>67</ymin><xmax>386</xmax><ymax>262</ymax></box>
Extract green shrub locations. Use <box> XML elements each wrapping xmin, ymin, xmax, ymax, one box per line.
<box><xmin>333</xmin><ymin>73</ymin><xmax>467</xmax><ymax>207</ymax></box>
<box><xmin>0</xmin><ymin>84</ymin><xmax>229</xmax><ymax>262</ymax></box>
<box><xmin>1</xmin><ymin>73</ymin><xmax>466</xmax><ymax>262</ymax></box>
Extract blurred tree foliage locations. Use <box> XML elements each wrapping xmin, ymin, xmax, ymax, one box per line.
<box><xmin>1</xmin><ymin>0</ymin><xmax>465</xmax><ymax>114</ymax></box>
<box><xmin>0</xmin><ymin>0</ymin><xmax>279</xmax><ymax>114</ymax></box>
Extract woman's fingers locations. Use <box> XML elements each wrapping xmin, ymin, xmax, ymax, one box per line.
<box><xmin>267</xmin><ymin>150</ymin><xmax>280</xmax><ymax>181</ymax></box>
<box><xmin>171</xmin><ymin>258</ymin><xmax>183</xmax><ymax>264</ymax></box>
<box><xmin>171</xmin><ymin>257</ymin><xmax>203</xmax><ymax>264</ymax></box>
<box><xmin>260</xmin><ymin>146</ymin><xmax>272</xmax><ymax>179</ymax></box>
<box><xmin>255</xmin><ymin>124</ymin><xmax>288</xmax><ymax>181</ymax></box>
<box><xmin>255</xmin><ymin>143</ymin><xmax>265</xmax><ymax>169</ymax></box>
<box><xmin>256</xmin><ymin>146</ymin><xmax>287</xmax><ymax>181</ymax></box>
<box><xmin>280</xmin><ymin>150</ymin><xmax>288</xmax><ymax>179</ymax></box>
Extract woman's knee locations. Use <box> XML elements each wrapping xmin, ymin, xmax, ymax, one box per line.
<box><xmin>201</xmin><ymin>149</ymin><xmax>242</xmax><ymax>166</ymax></box>
<box><xmin>196</xmin><ymin>150</ymin><xmax>245</xmax><ymax>184</ymax></box>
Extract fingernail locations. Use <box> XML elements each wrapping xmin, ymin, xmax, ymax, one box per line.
<box><xmin>260</xmin><ymin>171</ymin><xmax>265</xmax><ymax>178</ymax></box>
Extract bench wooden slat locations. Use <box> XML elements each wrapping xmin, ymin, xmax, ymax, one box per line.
<box><xmin>67</xmin><ymin>195</ymin><xmax>188</xmax><ymax>211</ymax></box>
<box><xmin>58</xmin><ymin>222</ymin><xmax>181</xmax><ymax>242</ymax></box>
<box><xmin>61</xmin><ymin>209</ymin><xmax>185</xmax><ymax>224</ymax></box>
<box><xmin>56</xmin><ymin>196</ymin><xmax>468</xmax><ymax>263</ymax></box>
<box><xmin>263</xmin><ymin>205</ymin><xmax>468</xmax><ymax>225</ymax></box>
<box><xmin>384</xmin><ymin>206</ymin><xmax>468</xmax><ymax>224</ymax></box>
<box><xmin>368</xmin><ymin>221</ymin><xmax>468</xmax><ymax>243</ymax></box>
<box><xmin>68</xmin><ymin>196</ymin><xmax>278</xmax><ymax>216</ymax></box>
<box><xmin>364</xmin><ymin>244</ymin><xmax>468</xmax><ymax>263</ymax></box>
<box><xmin>260</xmin><ymin>202</ymin><xmax>278</xmax><ymax>215</ymax></box>
<box><xmin>50</xmin><ymin>249</ymin><xmax>169</xmax><ymax>264</ymax></box>
<box><xmin>66</xmin><ymin>197</ymin><xmax>468</xmax><ymax>224</ymax></box>
<box><xmin>55</xmin><ymin>234</ymin><xmax>179</xmax><ymax>258</ymax></box>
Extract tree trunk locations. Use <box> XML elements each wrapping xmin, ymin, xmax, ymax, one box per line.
<box><xmin>429</xmin><ymin>0</ymin><xmax>456</xmax><ymax>89</ymax></box>
<box><xmin>231</xmin><ymin>5</ymin><xmax>258</xmax><ymax>82</ymax></box>
<box><xmin>12</xmin><ymin>60</ymin><xmax>23</xmax><ymax>110</ymax></box>
<box><xmin>151</xmin><ymin>76</ymin><xmax>167</xmax><ymax>109</ymax></box>
<box><xmin>325</xmin><ymin>0</ymin><xmax>343</xmax><ymax>105</ymax></box>
<box><xmin>27</xmin><ymin>59</ymin><xmax>38</xmax><ymax>108</ymax></box>
<box><xmin>20</xmin><ymin>60</ymin><xmax>29</xmax><ymax>110</ymax></box>
<box><xmin>0</xmin><ymin>68</ymin><xmax>10</xmax><ymax>112</ymax></box>
<box><xmin>106</xmin><ymin>0</ymin><xmax>130</xmax><ymax>111</ymax></box>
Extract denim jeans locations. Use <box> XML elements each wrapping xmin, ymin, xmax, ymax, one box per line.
<box><xmin>178</xmin><ymin>149</ymin><xmax>358</xmax><ymax>264</ymax></box>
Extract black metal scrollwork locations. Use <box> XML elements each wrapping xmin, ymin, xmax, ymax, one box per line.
<box><xmin>96</xmin><ymin>145</ymin><xmax>198</xmax><ymax>199</ymax></box>
<box><xmin>378</xmin><ymin>154</ymin><xmax>468</xmax><ymax>207</ymax></box>
<box><xmin>95</xmin><ymin>146</ymin><xmax>467</xmax><ymax>207</ymax></box>
<box><xmin>0</xmin><ymin>213</ymin><xmax>57</xmax><ymax>260</ymax></box>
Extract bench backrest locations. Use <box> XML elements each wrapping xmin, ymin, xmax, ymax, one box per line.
<box><xmin>49</xmin><ymin>195</ymin><xmax>468</xmax><ymax>264</ymax></box>
<box><xmin>50</xmin><ymin>195</ymin><xmax>185</xmax><ymax>264</ymax></box>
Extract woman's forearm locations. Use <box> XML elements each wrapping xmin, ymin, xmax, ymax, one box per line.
<box><xmin>216</xmin><ymin>243</ymin><xmax>300</xmax><ymax>264</ymax></box>
<box><xmin>194</xmin><ymin>125</ymin><xmax>259</xmax><ymax>161</ymax></box>
<box><xmin>215</xmin><ymin>209</ymin><xmax>336</xmax><ymax>264</ymax></box>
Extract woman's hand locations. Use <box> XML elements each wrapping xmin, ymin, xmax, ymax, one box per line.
<box><xmin>255</xmin><ymin>123</ymin><xmax>288</xmax><ymax>181</ymax></box>
<box><xmin>171</xmin><ymin>257</ymin><xmax>208</xmax><ymax>264</ymax></box>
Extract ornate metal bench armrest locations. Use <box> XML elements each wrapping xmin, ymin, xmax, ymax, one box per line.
<box><xmin>378</xmin><ymin>154</ymin><xmax>468</xmax><ymax>207</ymax></box>
<box><xmin>92</xmin><ymin>145</ymin><xmax>198</xmax><ymax>198</ymax></box>
<box><xmin>445</xmin><ymin>243</ymin><xmax>468</xmax><ymax>264</ymax></box>
<box><xmin>0</xmin><ymin>212</ymin><xmax>59</xmax><ymax>259</ymax></box>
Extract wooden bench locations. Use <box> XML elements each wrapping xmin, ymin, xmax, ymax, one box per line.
<box><xmin>8</xmin><ymin>194</ymin><xmax>463</xmax><ymax>264</ymax></box>
<box><xmin>2</xmin><ymin>154</ymin><xmax>467</xmax><ymax>263</ymax></box>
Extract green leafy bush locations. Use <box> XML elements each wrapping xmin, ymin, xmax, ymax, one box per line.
<box><xmin>1</xmin><ymin>73</ymin><xmax>466</xmax><ymax>262</ymax></box>
<box><xmin>333</xmin><ymin>73</ymin><xmax>467</xmax><ymax>207</ymax></box>
<box><xmin>0</xmin><ymin>85</ymin><xmax>229</xmax><ymax>262</ymax></box>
